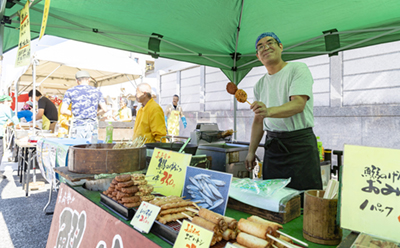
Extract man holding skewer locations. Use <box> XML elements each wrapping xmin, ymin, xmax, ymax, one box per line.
<box><xmin>245</xmin><ymin>32</ymin><xmax>322</xmax><ymax>191</ymax></box>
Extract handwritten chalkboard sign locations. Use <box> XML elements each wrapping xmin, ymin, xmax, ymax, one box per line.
<box><xmin>147</xmin><ymin>148</ymin><xmax>192</xmax><ymax>196</ymax></box>
<box><xmin>46</xmin><ymin>183</ymin><xmax>160</xmax><ymax>248</ymax></box>
<box><xmin>341</xmin><ymin>144</ymin><xmax>400</xmax><ymax>242</ymax></box>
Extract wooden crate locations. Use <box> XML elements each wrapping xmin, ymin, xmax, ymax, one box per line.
<box><xmin>227</xmin><ymin>195</ymin><xmax>301</xmax><ymax>224</ymax></box>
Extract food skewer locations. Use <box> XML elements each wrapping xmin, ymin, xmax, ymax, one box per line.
<box><xmin>276</xmin><ymin>230</ymin><xmax>308</xmax><ymax>247</ymax></box>
<box><xmin>267</xmin><ymin>234</ymin><xmax>297</xmax><ymax>248</ymax></box>
<box><xmin>181</xmin><ymin>212</ymin><xmax>193</xmax><ymax>221</ymax></box>
<box><xmin>226</xmin><ymin>82</ymin><xmax>252</xmax><ymax>105</ymax></box>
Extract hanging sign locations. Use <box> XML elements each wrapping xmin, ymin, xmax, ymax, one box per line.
<box><xmin>341</xmin><ymin>144</ymin><xmax>400</xmax><ymax>242</ymax></box>
<box><xmin>15</xmin><ymin>0</ymin><xmax>31</xmax><ymax>67</ymax></box>
<box><xmin>147</xmin><ymin>148</ymin><xmax>192</xmax><ymax>196</ymax></box>
<box><xmin>130</xmin><ymin>201</ymin><xmax>161</xmax><ymax>233</ymax></box>
<box><xmin>173</xmin><ymin>220</ymin><xmax>213</xmax><ymax>248</ymax></box>
<box><xmin>39</xmin><ymin>0</ymin><xmax>51</xmax><ymax>40</ymax></box>
<box><xmin>46</xmin><ymin>183</ymin><xmax>160</xmax><ymax>248</ymax></box>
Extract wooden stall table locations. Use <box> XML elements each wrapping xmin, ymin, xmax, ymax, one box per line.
<box><xmin>46</xmin><ymin>181</ymin><xmax>350</xmax><ymax>248</ymax></box>
<box><xmin>35</xmin><ymin>138</ymin><xmax>98</xmax><ymax>214</ymax></box>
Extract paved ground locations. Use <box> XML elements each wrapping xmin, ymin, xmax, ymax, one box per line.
<box><xmin>0</xmin><ymin>151</ymin><xmax>58</xmax><ymax>248</ymax></box>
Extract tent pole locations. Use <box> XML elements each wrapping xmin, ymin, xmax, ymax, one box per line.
<box><xmin>14</xmin><ymin>80</ymin><xmax>18</xmax><ymax>116</ymax></box>
<box><xmin>0</xmin><ymin>0</ymin><xmax>6</xmax><ymax>94</ymax></box>
<box><xmin>37</xmin><ymin>64</ymin><xmax>62</xmax><ymax>86</ymax></box>
<box><xmin>32</xmin><ymin>59</ymin><xmax>37</xmax><ymax>132</ymax></box>
<box><xmin>232</xmin><ymin>0</ymin><xmax>244</xmax><ymax>141</ymax></box>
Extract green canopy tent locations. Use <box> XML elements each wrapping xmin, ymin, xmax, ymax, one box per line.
<box><xmin>2</xmin><ymin>0</ymin><xmax>400</xmax><ymax>84</ymax></box>
<box><xmin>1</xmin><ymin>0</ymin><xmax>400</xmax><ymax>133</ymax></box>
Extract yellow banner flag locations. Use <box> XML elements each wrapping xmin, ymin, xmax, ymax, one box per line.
<box><xmin>39</xmin><ymin>0</ymin><xmax>51</xmax><ymax>40</ymax></box>
<box><xmin>15</xmin><ymin>0</ymin><xmax>31</xmax><ymax>67</ymax></box>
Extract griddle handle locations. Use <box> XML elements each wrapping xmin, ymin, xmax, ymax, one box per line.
<box><xmin>332</xmin><ymin>150</ymin><xmax>343</xmax><ymax>182</ymax></box>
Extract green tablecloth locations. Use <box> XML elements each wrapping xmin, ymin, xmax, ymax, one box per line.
<box><xmin>73</xmin><ymin>186</ymin><xmax>349</xmax><ymax>248</ymax></box>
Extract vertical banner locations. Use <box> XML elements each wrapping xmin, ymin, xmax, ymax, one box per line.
<box><xmin>341</xmin><ymin>144</ymin><xmax>400</xmax><ymax>242</ymax></box>
<box><xmin>39</xmin><ymin>0</ymin><xmax>51</xmax><ymax>40</ymax></box>
<box><xmin>15</xmin><ymin>0</ymin><xmax>31</xmax><ymax>67</ymax></box>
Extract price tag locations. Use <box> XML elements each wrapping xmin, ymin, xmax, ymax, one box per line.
<box><xmin>173</xmin><ymin>220</ymin><xmax>213</xmax><ymax>248</ymax></box>
<box><xmin>147</xmin><ymin>148</ymin><xmax>192</xmax><ymax>196</ymax></box>
<box><xmin>130</xmin><ymin>202</ymin><xmax>161</xmax><ymax>233</ymax></box>
<box><xmin>225</xmin><ymin>243</ymin><xmax>238</xmax><ymax>248</ymax></box>
<box><xmin>341</xmin><ymin>144</ymin><xmax>400</xmax><ymax>242</ymax></box>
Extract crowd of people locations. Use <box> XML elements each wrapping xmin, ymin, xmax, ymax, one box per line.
<box><xmin>5</xmin><ymin>31</ymin><xmax>322</xmax><ymax>192</ymax></box>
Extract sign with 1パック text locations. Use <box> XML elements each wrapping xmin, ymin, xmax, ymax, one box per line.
<box><xmin>341</xmin><ymin>144</ymin><xmax>400</xmax><ymax>242</ymax></box>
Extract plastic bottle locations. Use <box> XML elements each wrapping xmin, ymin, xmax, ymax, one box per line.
<box><xmin>105</xmin><ymin>122</ymin><xmax>113</xmax><ymax>143</ymax></box>
<box><xmin>91</xmin><ymin>131</ymin><xmax>98</xmax><ymax>144</ymax></box>
<box><xmin>316</xmin><ymin>136</ymin><xmax>324</xmax><ymax>161</ymax></box>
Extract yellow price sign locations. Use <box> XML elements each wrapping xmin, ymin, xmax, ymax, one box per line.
<box><xmin>341</xmin><ymin>144</ymin><xmax>400</xmax><ymax>242</ymax></box>
<box><xmin>173</xmin><ymin>220</ymin><xmax>213</xmax><ymax>248</ymax></box>
<box><xmin>147</xmin><ymin>148</ymin><xmax>192</xmax><ymax>196</ymax></box>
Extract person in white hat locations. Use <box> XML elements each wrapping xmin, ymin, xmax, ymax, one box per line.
<box><xmin>61</xmin><ymin>71</ymin><xmax>107</xmax><ymax>139</ymax></box>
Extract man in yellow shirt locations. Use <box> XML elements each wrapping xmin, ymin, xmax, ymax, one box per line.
<box><xmin>133</xmin><ymin>83</ymin><xmax>166</xmax><ymax>143</ymax></box>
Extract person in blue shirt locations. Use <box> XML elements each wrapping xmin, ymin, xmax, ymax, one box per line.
<box><xmin>17</xmin><ymin>101</ymin><xmax>33</xmax><ymax>122</ymax></box>
<box><xmin>61</xmin><ymin>71</ymin><xmax>107</xmax><ymax>139</ymax></box>
<box><xmin>0</xmin><ymin>95</ymin><xmax>21</xmax><ymax>179</ymax></box>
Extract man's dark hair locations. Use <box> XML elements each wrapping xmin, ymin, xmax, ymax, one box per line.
<box><xmin>173</xmin><ymin>94</ymin><xmax>179</xmax><ymax>98</ymax></box>
<box><xmin>28</xmin><ymin>90</ymin><xmax>42</xmax><ymax>97</ymax></box>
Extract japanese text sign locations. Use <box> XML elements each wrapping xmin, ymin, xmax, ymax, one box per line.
<box><xmin>15</xmin><ymin>0</ymin><xmax>31</xmax><ymax>67</ymax></box>
<box><xmin>341</xmin><ymin>145</ymin><xmax>400</xmax><ymax>242</ymax></box>
<box><xmin>173</xmin><ymin>220</ymin><xmax>213</xmax><ymax>248</ymax></box>
<box><xmin>39</xmin><ymin>0</ymin><xmax>51</xmax><ymax>40</ymax></box>
<box><xmin>147</xmin><ymin>148</ymin><xmax>192</xmax><ymax>196</ymax></box>
<box><xmin>130</xmin><ymin>202</ymin><xmax>161</xmax><ymax>233</ymax></box>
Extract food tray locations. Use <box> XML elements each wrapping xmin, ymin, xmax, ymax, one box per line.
<box><xmin>100</xmin><ymin>193</ymin><xmax>136</xmax><ymax>220</ymax></box>
<box><xmin>99</xmin><ymin>193</ymin><xmax>178</xmax><ymax>245</ymax></box>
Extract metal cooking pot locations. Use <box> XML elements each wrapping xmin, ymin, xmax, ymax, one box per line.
<box><xmin>145</xmin><ymin>142</ymin><xmax>198</xmax><ymax>155</ymax></box>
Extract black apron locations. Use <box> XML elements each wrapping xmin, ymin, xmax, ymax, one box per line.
<box><xmin>262</xmin><ymin>127</ymin><xmax>322</xmax><ymax>190</ymax></box>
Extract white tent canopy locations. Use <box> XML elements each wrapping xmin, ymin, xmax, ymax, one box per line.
<box><xmin>6</xmin><ymin>39</ymin><xmax>144</xmax><ymax>95</ymax></box>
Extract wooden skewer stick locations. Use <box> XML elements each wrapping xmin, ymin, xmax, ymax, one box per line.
<box><xmin>176</xmin><ymin>220</ymin><xmax>183</xmax><ymax>225</ymax></box>
<box><xmin>186</xmin><ymin>207</ymin><xmax>199</xmax><ymax>213</ymax></box>
<box><xmin>277</xmin><ymin>230</ymin><xmax>308</xmax><ymax>247</ymax></box>
<box><xmin>181</xmin><ymin>212</ymin><xmax>193</xmax><ymax>221</ymax></box>
<box><xmin>267</xmin><ymin>234</ymin><xmax>297</xmax><ymax>248</ymax></box>
<box><xmin>246</xmin><ymin>100</ymin><xmax>252</xmax><ymax>105</ymax></box>
<box><xmin>193</xmin><ymin>202</ymin><xmax>201</xmax><ymax>211</ymax></box>
<box><xmin>272</xmin><ymin>245</ymin><xmax>279</xmax><ymax>248</ymax></box>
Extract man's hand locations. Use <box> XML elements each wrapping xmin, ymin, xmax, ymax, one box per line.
<box><xmin>250</xmin><ymin>101</ymin><xmax>269</xmax><ymax>118</ymax></box>
<box><xmin>15</xmin><ymin>124</ymin><xmax>22</xmax><ymax>129</ymax></box>
<box><xmin>245</xmin><ymin>152</ymin><xmax>257</xmax><ymax>172</ymax></box>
